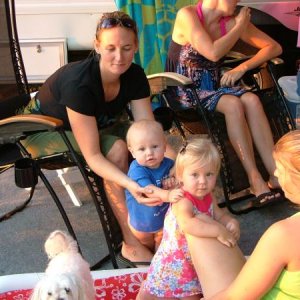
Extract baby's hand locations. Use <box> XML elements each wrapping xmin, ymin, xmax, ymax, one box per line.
<box><xmin>168</xmin><ymin>188</ymin><xmax>184</xmax><ymax>203</ymax></box>
<box><xmin>162</xmin><ymin>176</ymin><xmax>177</xmax><ymax>190</ymax></box>
<box><xmin>226</xmin><ymin>218</ymin><xmax>240</xmax><ymax>241</ymax></box>
<box><xmin>217</xmin><ymin>226</ymin><xmax>237</xmax><ymax>248</ymax></box>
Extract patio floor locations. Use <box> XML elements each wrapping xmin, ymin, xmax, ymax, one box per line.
<box><xmin>0</xmin><ymin>134</ymin><xmax>297</xmax><ymax>276</ymax></box>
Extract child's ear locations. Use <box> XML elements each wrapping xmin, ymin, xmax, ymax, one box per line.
<box><xmin>128</xmin><ymin>147</ymin><xmax>136</xmax><ymax>158</ymax></box>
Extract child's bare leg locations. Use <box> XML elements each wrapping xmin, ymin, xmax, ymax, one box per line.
<box><xmin>186</xmin><ymin>234</ymin><xmax>246</xmax><ymax>298</ymax></box>
<box><xmin>154</xmin><ymin>230</ymin><xmax>163</xmax><ymax>251</ymax></box>
<box><xmin>128</xmin><ymin>222</ymin><xmax>155</xmax><ymax>252</ymax></box>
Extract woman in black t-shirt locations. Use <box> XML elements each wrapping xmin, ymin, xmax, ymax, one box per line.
<box><xmin>22</xmin><ymin>11</ymin><xmax>175</xmax><ymax>265</ymax></box>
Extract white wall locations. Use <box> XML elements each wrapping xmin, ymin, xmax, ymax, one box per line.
<box><xmin>15</xmin><ymin>0</ymin><xmax>117</xmax><ymax>50</ymax></box>
<box><xmin>15</xmin><ymin>0</ymin><xmax>299</xmax><ymax>51</ymax></box>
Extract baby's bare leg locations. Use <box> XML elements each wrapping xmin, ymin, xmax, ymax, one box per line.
<box><xmin>186</xmin><ymin>235</ymin><xmax>246</xmax><ymax>298</ymax></box>
<box><xmin>128</xmin><ymin>222</ymin><xmax>155</xmax><ymax>252</ymax></box>
<box><xmin>154</xmin><ymin>230</ymin><xmax>163</xmax><ymax>251</ymax></box>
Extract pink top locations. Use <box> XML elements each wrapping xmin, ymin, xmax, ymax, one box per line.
<box><xmin>197</xmin><ymin>2</ymin><xmax>231</xmax><ymax>36</ymax></box>
<box><xmin>183</xmin><ymin>190</ymin><xmax>213</xmax><ymax>216</ymax></box>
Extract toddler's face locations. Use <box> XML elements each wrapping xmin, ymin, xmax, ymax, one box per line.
<box><xmin>129</xmin><ymin>130</ymin><xmax>166</xmax><ymax>169</ymax></box>
<box><xmin>181</xmin><ymin>161</ymin><xmax>217</xmax><ymax>199</ymax></box>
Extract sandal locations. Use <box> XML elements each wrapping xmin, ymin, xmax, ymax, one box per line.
<box><xmin>117</xmin><ymin>253</ymin><xmax>151</xmax><ymax>268</ymax></box>
<box><xmin>251</xmin><ymin>191</ymin><xmax>285</xmax><ymax>208</ymax></box>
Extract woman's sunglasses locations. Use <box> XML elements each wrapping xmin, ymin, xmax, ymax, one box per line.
<box><xmin>98</xmin><ymin>18</ymin><xmax>137</xmax><ymax>33</ymax></box>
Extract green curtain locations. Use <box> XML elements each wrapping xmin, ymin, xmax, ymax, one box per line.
<box><xmin>115</xmin><ymin>0</ymin><xmax>197</xmax><ymax>75</ymax></box>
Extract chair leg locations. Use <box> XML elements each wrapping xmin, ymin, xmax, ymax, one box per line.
<box><xmin>86</xmin><ymin>171</ymin><xmax>121</xmax><ymax>270</ymax></box>
<box><xmin>56</xmin><ymin>168</ymin><xmax>83</xmax><ymax>207</ymax></box>
<box><xmin>58</xmin><ymin>130</ymin><xmax>122</xmax><ymax>269</ymax></box>
<box><xmin>0</xmin><ymin>186</ymin><xmax>35</xmax><ymax>222</ymax></box>
<box><xmin>37</xmin><ymin>167</ymin><xmax>82</xmax><ymax>254</ymax></box>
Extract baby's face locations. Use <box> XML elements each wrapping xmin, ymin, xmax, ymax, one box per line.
<box><xmin>130</xmin><ymin>130</ymin><xmax>166</xmax><ymax>169</ymax></box>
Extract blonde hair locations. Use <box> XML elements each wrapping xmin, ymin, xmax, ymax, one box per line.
<box><xmin>126</xmin><ymin>119</ymin><xmax>165</xmax><ymax>148</ymax></box>
<box><xmin>96</xmin><ymin>11</ymin><xmax>138</xmax><ymax>40</ymax></box>
<box><xmin>175</xmin><ymin>137</ymin><xmax>220</xmax><ymax>179</ymax></box>
<box><xmin>273</xmin><ymin>130</ymin><xmax>300</xmax><ymax>176</ymax></box>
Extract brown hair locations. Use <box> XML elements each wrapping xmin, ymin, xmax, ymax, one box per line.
<box><xmin>96</xmin><ymin>11</ymin><xmax>138</xmax><ymax>40</ymax></box>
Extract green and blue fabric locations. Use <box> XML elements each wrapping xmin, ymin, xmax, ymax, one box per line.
<box><xmin>115</xmin><ymin>0</ymin><xmax>197</xmax><ymax>74</ymax></box>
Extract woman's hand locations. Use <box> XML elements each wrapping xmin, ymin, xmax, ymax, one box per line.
<box><xmin>127</xmin><ymin>181</ymin><xmax>163</xmax><ymax>206</ymax></box>
<box><xmin>235</xmin><ymin>6</ymin><xmax>251</xmax><ymax>28</ymax></box>
<box><xmin>220</xmin><ymin>64</ymin><xmax>247</xmax><ymax>87</ymax></box>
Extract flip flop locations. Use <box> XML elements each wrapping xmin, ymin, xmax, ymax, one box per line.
<box><xmin>117</xmin><ymin>253</ymin><xmax>151</xmax><ymax>268</ymax></box>
<box><xmin>251</xmin><ymin>191</ymin><xmax>285</xmax><ymax>208</ymax></box>
<box><xmin>269</xmin><ymin>187</ymin><xmax>285</xmax><ymax>196</ymax></box>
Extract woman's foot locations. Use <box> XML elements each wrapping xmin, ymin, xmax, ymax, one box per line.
<box><xmin>250</xmin><ymin>177</ymin><xmax>282</xmax><ymax>206</ymax></box>
<box><xmin>267</xmin><ymin>175</ymin><xmax>282</xmax><ymax>191</ymax></box>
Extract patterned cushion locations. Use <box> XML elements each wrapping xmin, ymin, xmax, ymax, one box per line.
<box><xmin>0</xmin><ymin>272</ymin><xmax>147</xmax><ymax>300</ymax></box>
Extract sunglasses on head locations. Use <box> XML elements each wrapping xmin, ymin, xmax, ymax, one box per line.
<box><xmin>98</xmin><ymin>17</ymin><xmax>137</xmax><ymax>32</ymax></box>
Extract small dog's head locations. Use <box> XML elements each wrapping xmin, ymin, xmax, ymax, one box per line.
<box><xmin>44</xmin><ymin>230</ymin><xmax>78</xmax><ymax>259</ymax></box>
<box><xmin>30</xmin><ymin>273</ymin><xmax>84</xmax><ymax>300</ymax></box>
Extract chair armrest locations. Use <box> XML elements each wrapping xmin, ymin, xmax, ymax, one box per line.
<box><xmin>222</xmin><ymin>52</ymin><xmax>262</xmax><ymax>76</ymax></box>
<box><xmin>147</xmin><ymin>72</ymin><xmax>193</xmax><ymax>94</ymax></box>
<box><xmin>0</xmin><ymin>114</ymin><xmax>63</xmax><ymax>128</ymax></box>
<box><xmin>223</xmin><ymin>51</ymin><xmax>283</xmax><ymax>72</ymax></box>
<box><xmin>0</xmin><ymin>115</ymin><xmax>64</xmax><ymax>144</ymax></box>
<box><xmin>147</xmin><ymin>72</ymin><xmax>192</xmax><ymax>86</ymax></box>
<box><xmin>268</xmin><ymin>57</ymin><xmax>284</xmax><ymax>66</ymax></box>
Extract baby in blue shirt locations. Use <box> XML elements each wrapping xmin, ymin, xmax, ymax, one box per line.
<box><xmin>125</xmin><ymin>120</ymin><xmax>181</xmax><ymax>253</ymax></box>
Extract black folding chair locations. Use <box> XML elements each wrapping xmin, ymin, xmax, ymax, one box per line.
<box><xmin>147</xmin><ymin>56</ymin><xmax>294</xmax><ymax>214</ymax></box>
<box><xmin>0</xmin><ymin>0</ymin><xmax>122</xmax><ymax>269</ymax></box>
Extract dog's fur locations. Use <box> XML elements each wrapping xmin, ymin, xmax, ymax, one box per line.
<box><xmin>30</xmin><ymin>230</ymin><xmax>95</xmax><ymax>300</ymax></box>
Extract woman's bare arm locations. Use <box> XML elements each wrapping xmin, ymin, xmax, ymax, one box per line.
<box><xmin>238</xmin><ymin>22</ymin><xmax>282</xmax><ymax>71</ymax></box>
<box><xmin>220</xmin><ymin>21</ymin><xmax>282</xmax><ymax>85</ymax></box>
<box><xmin>173</xmin><ymin>6</ymin><xmax>250</xmax><ymax>62</ymax></box>
<box><xmin>67</xmin><ymin>107</ymin><xmax>161</xmax><ymax>206</ymax></box>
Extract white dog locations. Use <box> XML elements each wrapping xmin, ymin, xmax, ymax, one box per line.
<box><xmin>30</xmin><ymin>230</ymin><xmax>95</xmax><ymax>300</ymax></box>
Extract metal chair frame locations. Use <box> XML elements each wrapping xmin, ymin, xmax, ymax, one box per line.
<box><xmin>0</xmin><ymin>0</ymin><xmax>122</xmax><ymax>269</ymax></box>
<box><xmin>147</xmin><ymin>58</ymin><xmax>295</xmax><ymax>214</ymax></box>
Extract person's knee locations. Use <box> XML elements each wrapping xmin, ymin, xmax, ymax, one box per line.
<box><xmin>220</xmin><ymin>97</ymin><xmax>244</xmax><ymax>118</ymax></box>
<box><xmin>242</xmin><ymin>92</ymin><xmax>263</xmax><ymax>112</ymax></box>
<box><xmin>106</xmin><ymin>139</ymin><xmax>128</xmax><ymax>171</ymax></box>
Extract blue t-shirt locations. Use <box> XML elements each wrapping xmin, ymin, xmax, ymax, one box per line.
<box><xmin>125</xmin><ymin>157</ymin><xmax>174</xmax><ymax>232</ymax></box>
